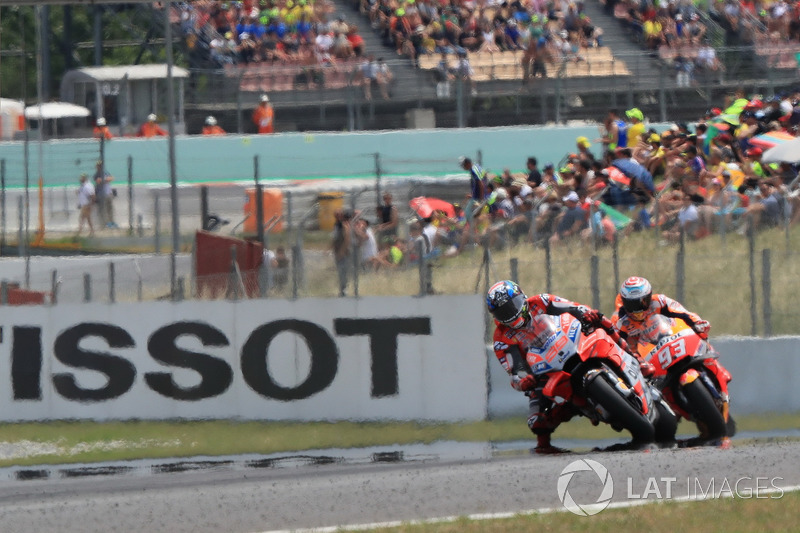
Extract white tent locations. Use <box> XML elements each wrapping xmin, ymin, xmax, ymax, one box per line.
<box><xmin>0</xmin><ymin>98</ymin><xmax>25</xmax><ymax>139</ymax></box>
<box><xmin>24</xmin><ymin>101</ymin><xmax>91</xmax><ymax>120</ymax></box>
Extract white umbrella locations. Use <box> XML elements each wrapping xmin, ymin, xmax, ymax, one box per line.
<box><xmin>0</xmin><ymin>98</ymin><xmax>24</xmax><ymax>113</ymax></box>
<box><xmin>762</xmin><ymin>136</ymin><xmax>800</xmax><ymax>164</ymax></box>
<box><xmin>24</xmin><ymin>102</ymin><xmax>91</xmax><ymax>120</ymax></box>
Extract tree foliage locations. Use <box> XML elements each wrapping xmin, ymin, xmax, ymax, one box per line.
<box><xmin>0</xmin><ymin>4</ymin><xmax>183</xmax><ymax>102</ymax></box>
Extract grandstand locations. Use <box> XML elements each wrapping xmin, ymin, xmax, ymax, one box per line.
<box><xmin>175</xmin><ymin>0</ymin><xmax>799</xmax><ymax>132</ymax></box>
<box><xmin>1</xmin><ymin>1</ymin><xmax>798</xmax><ymax>132</ymax></box>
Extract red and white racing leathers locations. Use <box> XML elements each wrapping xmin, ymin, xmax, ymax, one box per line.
<box><xmin>492</xmin><ymin>294</ymin><xmax>593</xmax><ymax>435</ymax></box>
<box><xmin>611</xmin><ymin>293</ymin><xmax>707</xmax><ymax>349</ymax></box>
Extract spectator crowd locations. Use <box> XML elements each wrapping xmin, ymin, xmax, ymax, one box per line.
<box><xmin>329</xmin><ymin>88</ymin><xmax>800</xmax><ymax>295</ymax></box>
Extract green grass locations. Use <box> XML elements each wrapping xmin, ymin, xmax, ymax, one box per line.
<box><xmin>0</xmin><ymin>412</ymin><xmax>796</xmax><ymax>467</ymax></box>
<box><xmin>365</xmin><ymin>490</ymin><xmax>800</xmax><ymax>533</ymax></box>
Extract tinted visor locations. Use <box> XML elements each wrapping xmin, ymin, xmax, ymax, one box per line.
<box><xmin>622</xmin><ymin>294</ymin><xmax>651</xmax><ymax>314</ymax></box>
<box><xmin>492</xmin><ymin>294</ymin><xmax>526</xmax><ymax>324</ymax></box>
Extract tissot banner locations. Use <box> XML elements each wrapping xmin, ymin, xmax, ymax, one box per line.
<box><xmin>0</xmin><ymin>295</ymin><xmax>487</xmax><ymax>421</ymax></box>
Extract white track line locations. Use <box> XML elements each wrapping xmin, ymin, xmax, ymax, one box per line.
<box><xmin>257</xmin><ymin>484</ymin><xmax>800</xmax><ymax>533</ymax></box>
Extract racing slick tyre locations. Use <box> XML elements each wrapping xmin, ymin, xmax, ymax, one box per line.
<box><xmin>654</xmin><ymin>401</ymin><xmax>678</xmax><ymax>445</ymax></box>
<box><xmin>586</xmin><ymin>375</ymin><xmax>655</xmax><ymax>445</ymax></box>
<box><xmin>681</xmin><ymin>379</ymin><xmax>727</xmax><ymax>440</ymax></box>
<box><xmin>726</xmin><ymin>414</ymin><xmax>737</xmax><ymax>438</ymax></box>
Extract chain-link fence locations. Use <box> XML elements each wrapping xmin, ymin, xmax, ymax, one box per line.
<box><xmin>7</xmin><ymin>170</ymin><xmax>800</xmax><ymax>340</ymax></box>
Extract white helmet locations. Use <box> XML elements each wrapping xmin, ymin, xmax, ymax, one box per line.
<box><xmin>147</xmin><ymin>113</ymin><xmax>157</xmax><ymax>122</ymax></box>
<box><xmin>96</xmin><ymin>117</ymin><xmax>106</xmax><ymax>126</ymax></box>
<box><xmin>205</xmin><ymin>116</ymin><xmax>217</xmax><ymax>126</ymax></box>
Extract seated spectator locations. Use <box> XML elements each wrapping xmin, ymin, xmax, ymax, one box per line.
<box><xmin>532</xmin><ymin>191</ymin><xmax>561</xmax><ymax>246</ymax></box>
<box><xmin>662</xmin><ymin>192</ymin><xmax>701</xmax><ymax>242</ymax></box>
<box><xmin>331</xmin><ymin>31</ymin><xmax>354</xmax><ymax>59</ymax></box>
<box><xmin>237</xmin><ymin>32</ymin><xmax>258</xmax><ymax>63</ymax></box>
<box><xmin>346</xmin><ymin>25</ymin><xmax>366</xmax><ymax>57</ymax></box>
<box><xmin>550</xmin><ymin>191</ymin><xmax>587</xmax><ymax>246</ymax></box>
<box><xmin>742</xmin><ymin>180</ymin><xmax>787</xmax><ymax>232</ymax></box>
<box><xmin>581</xmin><ymin>205</ymin><xmax>617</xmax><ymax>245</ymax></box>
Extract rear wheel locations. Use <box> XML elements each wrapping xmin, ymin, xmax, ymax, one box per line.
<box><xmin>681</xmin><ymin>379</ymin><xmax>727</xmax><ymax>440</ymax></box>
<box><xmin>586</xmin><ymin>375</ymin><xmax>655</xmax><ymax>444</ymax></box>
<box><xmin>726</xmin><ymin>414</ymin><xmax>737</xmax><ymax>438</ymax></box>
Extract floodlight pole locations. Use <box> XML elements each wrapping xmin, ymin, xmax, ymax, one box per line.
<box><xmin>165</xmin><ymin>1</ymin><xmax>179</xmax><ymax>298</ymax></box>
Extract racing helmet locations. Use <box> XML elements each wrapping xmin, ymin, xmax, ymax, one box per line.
<box><xmin>487</xmin><ymin>280</ymin><xmax>529</xmax><ymax>329</ymax></box>
<box><xmin>619</xmin><ymin>276</ymin><xmax>652</xmax><ymax>321</ymax></box>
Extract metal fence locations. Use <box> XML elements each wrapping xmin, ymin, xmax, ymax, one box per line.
<box><xmin>4</xmin><ymin>173</ymin><xmax>800</xmax><ymax>339</ymax></box>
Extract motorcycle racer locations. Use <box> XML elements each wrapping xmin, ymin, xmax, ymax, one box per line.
<box><xmin>612</xmin><ymin>276</ymin><xmax>711</xmax><ymax>349</ymax></box>
<box><xmin>487</xmin><ymin>280</ymin><xmax>603</xmax><ymax>454</ymax></box>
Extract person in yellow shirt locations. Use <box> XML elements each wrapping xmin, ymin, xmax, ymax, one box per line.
<box><xmin>643</xmin><ymin>18</ymin><xmax>663</xmax><ymax>50</ymax></box>
<box><xmin>626</xmin><ymin>108</ymin><xmax>646</xmax><ymax>148</ymax></box>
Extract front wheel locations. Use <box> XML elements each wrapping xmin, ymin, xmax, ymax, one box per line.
<box><xmin>681</xmin><ymin>379</ymin><xmax>727</xmax><ymax>440</ymax></box>
<box><xmin>586</xmin><ymin>375</ymin><xmax>655</xmax><ymax>444</ymax></box>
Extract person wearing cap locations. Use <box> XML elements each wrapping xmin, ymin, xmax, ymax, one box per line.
<box><xmin>137</xmin><ymin>113</ymin><xmax>167</xmax><ymax>137</ymax></box>
<box><xmin>550</xmin><ymin>190</ymin><xmax>587</xmax><ymax>245</ymax></box>
<box><xmin>743</xmin><ymin>147</ymin><xmax>769</xmax><ymax>179</ymax></box>
<box><xmin>540</xmin><ymin>163</ymin><xmax>561</xmax><ymax>190</ymax></box>
<box><xmin>625</xmin><ymin>108</ymin><xmax>645</xmax><ymax>148</ymax></box>
<box><xmin>200</xmin><ymin>116</ymin><xmax>224</xmax><ymax>135</ymax></box>
<box><xmin>93</xmin><ymin>117</ymin><xmax>113</xmax><ymax>140</ymax></box>
<box><xmin>643</xmin><ymin>133</ymin><xmax>667</xmax><ymax>176</ymax></box>
<box><xmin>252</xmin><ymin>94</ymin><xmax>275</xmax><ymax>134</ymax></box>
<box><xmin>575</xmin><ymin>136</ymin><xmax>595</xmax><ymax>163</ymax></box>
<box><xmin>735</xmin><ymin>111</ymin><xmax>762</xmax><ymax>145</ymax></box>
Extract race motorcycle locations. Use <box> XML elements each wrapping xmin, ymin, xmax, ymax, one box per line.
<box><xmin>515</xmin><ymin>313</ymin><xmax>677</xmax><ymax>448</ymax></box>
<box><xmin>635</xmin><ymin>315</ymin><xmax>735</xmax><ymax>443</ymax></box>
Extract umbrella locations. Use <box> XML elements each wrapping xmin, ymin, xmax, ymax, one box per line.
<box><xmin>762</xmin><ymin>137</ymin><xmax>800</xmax><ymax>164</ymax></box>
<box><xmin>24</xmin><ymin>102</ymin><xmax>91</xmax><ymax>120</ymax></box>
<box><xmin>612</xmin><ymin>158</ymin><xmax>655</xmax><ymax>193</ymax></box>
<box><xmin>749</xmin><ymin>131</ymin><xmax>796</xmax><ymax>149</ymax></box>
<box><xmin>409</xmin><ymin>197</ymin><xmax>455</xmax><ymax>218</ymax></box>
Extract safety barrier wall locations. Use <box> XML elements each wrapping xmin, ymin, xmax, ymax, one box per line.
<box><xmin>0</xmin><ymin>294</ymin><xmax>487</xmax><ymax>422</ymax></box>
<box><xmin>488</xmin><ymin>337</ymin><xmax>800</xmax><ymax>417</ymax></box>
<box><xmin>0</xmin><ymin>123</ymin><xmax>670</xmax><ymax>188</ymax></box>
<box><xmin>1</xmin><ymin>289</ymin><xmax>791</xmax><ymax>422</ymax></box>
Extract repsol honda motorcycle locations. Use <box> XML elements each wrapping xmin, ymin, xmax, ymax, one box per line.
<box><xmin>517</xmin><ymin>314</ymin><xmax>677</xmax><ymax>448</ymax></box>
<box><xmin>635</xmin><ymin>315</ymin><xmax>735</xmax><ymax>444</ymax></box>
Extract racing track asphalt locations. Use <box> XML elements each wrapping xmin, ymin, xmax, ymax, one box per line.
<box><xmin>0</xmin><ymin>440</ymin><xmax>798</xmax><ymax>533</ymax></box>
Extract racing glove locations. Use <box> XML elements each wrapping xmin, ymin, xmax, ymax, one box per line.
<box><xmin>639</xmin><ymin>359</ymin><xmax>655</xmax><ymax>378</ymax></box>
<box><xmin>693</xmin><ymin>320</ymin><xmax>711</xmax><ymax>340</ymax></box>
<box><xmin>517</xmin><ymin>374</ymin><xmax>537</xmax><ymax>392</ymax></box>
<box><xmin>572</xmin><ymin>306</ymin><xmax>603</xmax><ymax>331</ymax></box>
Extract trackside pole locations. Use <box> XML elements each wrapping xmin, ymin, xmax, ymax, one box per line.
<box><xmin>762</xmin><ymin>249</ymin><xmax>772</xmax><ymax>338</ymax></box>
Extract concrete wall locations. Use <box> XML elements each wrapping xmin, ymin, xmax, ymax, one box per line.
<box><xmin>488</xmin><ymin>336</ymin><xmax>800</xmax><ymax>418</ymax></box>
<box><xmin>0</xmin><ymin>124</ymin><xmax>638</xmax><ymax>188</ymax></box>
